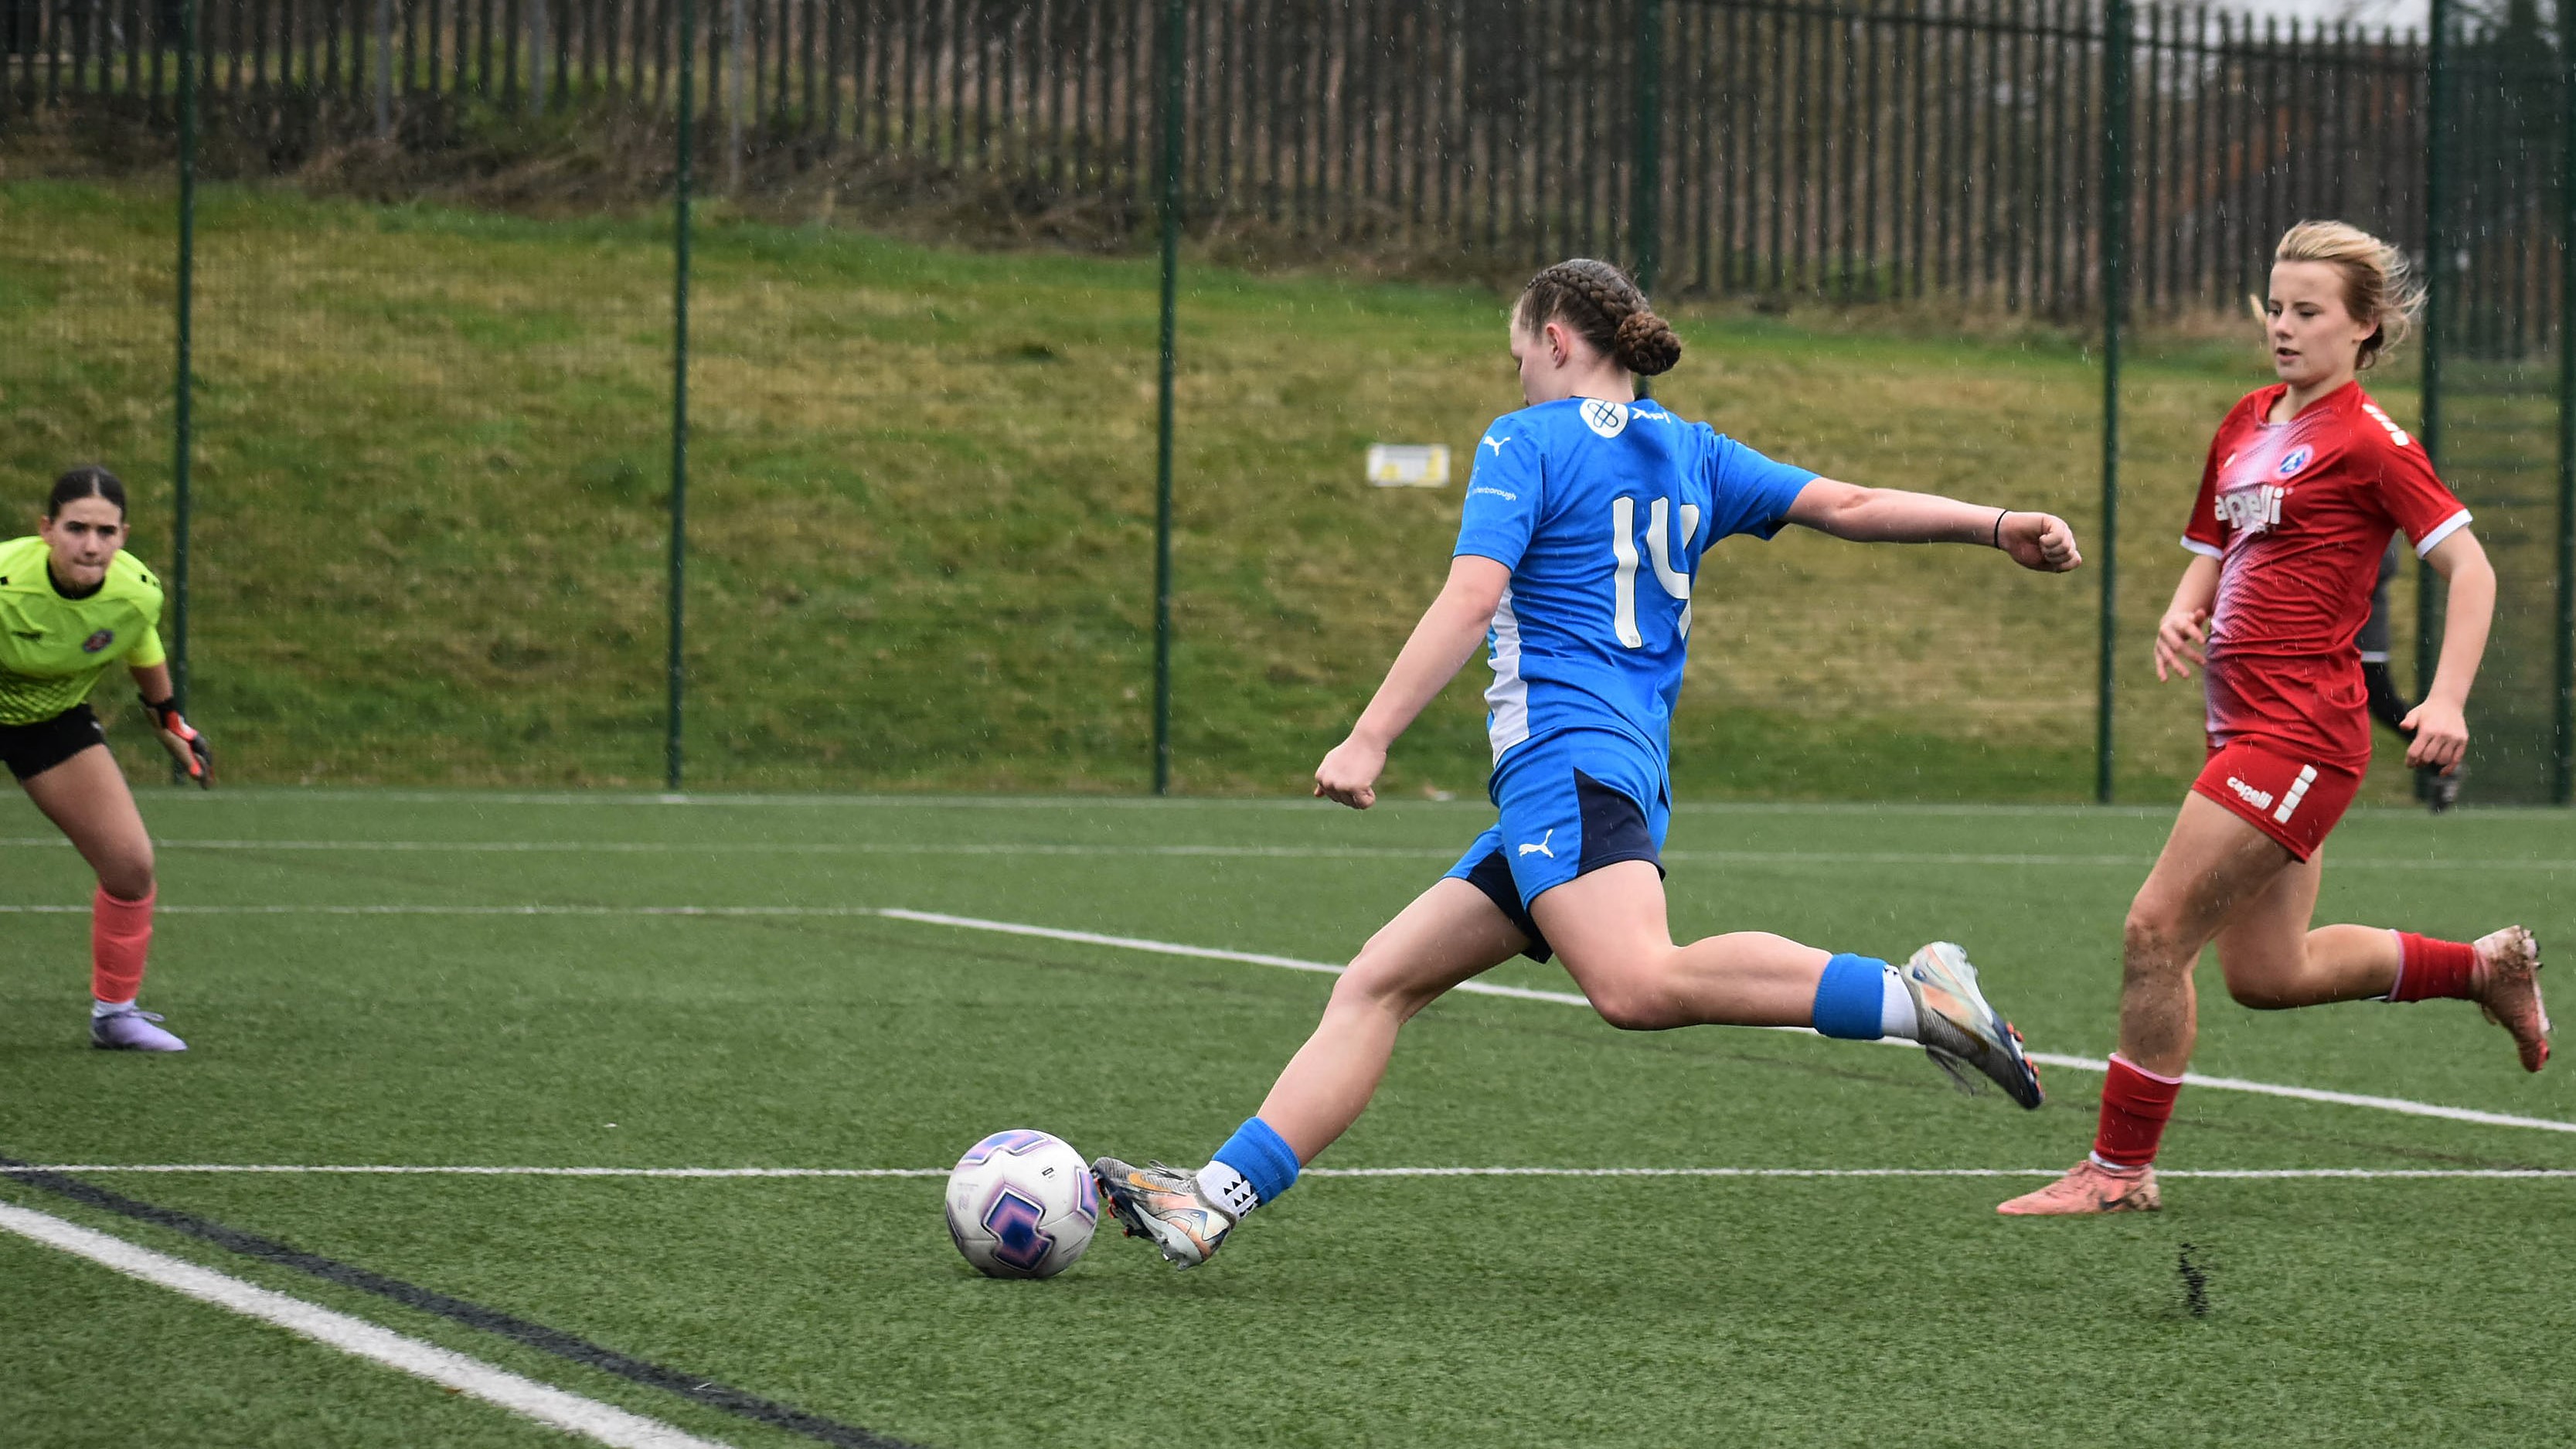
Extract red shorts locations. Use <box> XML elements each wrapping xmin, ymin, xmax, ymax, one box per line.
<box><xmin>2190</xmin><ymin>740</ymin><xmax>2363</xmax><ymax>862</ymax></box>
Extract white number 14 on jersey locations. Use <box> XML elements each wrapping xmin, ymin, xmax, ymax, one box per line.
<box><xmin>1611</xmin><ymin>496</ymin><xmax>1700</xmax><ymax>648</ymax></box>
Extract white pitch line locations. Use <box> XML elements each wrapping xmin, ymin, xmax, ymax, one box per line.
<box><xmin>872</xmin><ymin>909</ymin><xmax>2576</xmax><ymax>1138</ymax></box>
<box><xmin>2</xmin><ymin>900</ymin><xmax>2566</xmax><ymax>1137</ymax></box>
<box><xmin>0</xmin><ymin>1201</ymin><xmax>730</xmax><ymax>1449</ymax></box>
<box><xmin>3</xmin><ymin>836</ymin><xmax>2566</xmax><ymax>870</ymax></box>
<box><xmin>19</xmin><ymin>1164</ymin><xmax>2574</xmax><ymax>1181</ymax></box>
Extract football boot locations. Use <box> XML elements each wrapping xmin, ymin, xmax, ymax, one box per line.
<box><xmin>1996</xmin><ymin>1160</ymin><xmax>2162</xmax><ymax>1216</ymax></box>
<box><xmin>90</xmin><ymin>1006</ymin><xmax>186</xmax><ymax>1053</ymax></box>
<box><xmin>1091</xmin><ymin>1156</ymin><xmax>1234</xmax><ymax>1269</ymax></box>
<box><xmin>2472</xmin><ymin>926</ymin><xmax>2550</xmax><ymax>1073</ymax></box>
<box><xmin>1902</xmin><ymin>941</ymin><xmax>2043</xmax><ymax>1109</ymax></box>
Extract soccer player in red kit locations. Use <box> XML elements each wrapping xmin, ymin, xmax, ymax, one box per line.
<box><xmin>1999</xmin><ymin>222</ymin><xmax>2550</xmax><ymax>1216</ymax></box>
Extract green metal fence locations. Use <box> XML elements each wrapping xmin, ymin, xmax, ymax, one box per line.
<box><xmin>4</xmin><ymin>0</ymin><xmax>2573</xmax><ymax>801</ymax></box>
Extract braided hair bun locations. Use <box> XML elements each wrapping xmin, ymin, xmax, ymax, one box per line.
<box><xmin>1516</xmin><ymin>258</ymin><xmax>1683</xmax><ymax>377</ymax></box>
<box><xmin>1613</xmin><ymin>308</ymin><xmax>1683</xmax><ymax>376</ymax></box>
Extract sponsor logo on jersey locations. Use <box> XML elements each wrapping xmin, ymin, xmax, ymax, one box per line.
<box><xmin>1468</xmin><ymin>486</ymin><xmax>1519</xmax><ymax>503</ymax></box>
<box><xmin>1516</xmin><ymin>828</ymin><xmax>1557</xmax><ymax>859</ymax></box>
<box><xmin>2275</xmin><ymin>445</ymin><xmax>2313</xmax><ymax>479</ymax></box>
<box><xmin>2225</xmin><ymin>776</ymin><xmax>2275</xmax><ymax>811</ymax></box>
<box><xmin>1580</xmin><ymin>399</ymin><xmax>1630</xmax><ymax>439</ymax></box>
<box><xmin>80</xmin><ymin>628</ymin><xmax>114</xmax><ymax>654</ymax></box>
<box><xmin>1481</xmin><ymin>434</ymin><xmax>1511</xmax><ymax>455</ymax></box>
<box><xmin>2215</xmin><ymin>483</ymin><xmax>2286</xmax><ymax>536</ymax></box>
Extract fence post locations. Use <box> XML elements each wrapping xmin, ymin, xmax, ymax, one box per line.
<box><xmin>1632</xmin><ymin>0</ymin><xmax>1664</xmax><ymax>296</ymax></box>
<box><xmin>1151</xmin><ymin>0</ymin><xmax>1184</xmax><ymax>795</ymax></box>
<box><xmin>2556</xmin><ymin>0</ymin><xmax>2575</xmax><ymax>805</ymax></box>
<box><xmin>170</xmin><ymin>0</ymin><xmax>198</xmax><ymax>760</ymax></box>
<box><xmin>376</xmin><ymin>0</ymin><xmax>393</xmax><ymax>137</ymax></box>
<box><xmin>725</xmin><ymin>0</ymin><xmax>743</xmax><ymax>193</ymax></box>
<box><xmin>2418</xmin><ymin>0</ymin><xmax>2449</xmax><ymax>717</ymax></box>
<box><xmin>2096</xmin><ymin>0</ymin><xmax>2132</xmax><ymax>804</ymax></box>
<box><xmin>667</xmin><ymin>0</ymin><xmax>696</xmax><ymax>792</ymax></box>
<box><xmin>529</xmin><ymin>0</ymin><xmax>547</xmax><ymax>114</ymax></box>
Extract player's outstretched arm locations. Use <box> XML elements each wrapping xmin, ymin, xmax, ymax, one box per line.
<box><xmin>1784</xmin><ymin>478</ymin><xmax>2082</xmax><ymax>573</ymax></box>
<box><xmin>2152</xmin><ymin>555</ymin><xmax>2220</xmax><ymax>682</ymax></box>
<box><xmin>2398</xmin><ymin>528</ymin><xmax>2496</xmax><ymax>774</ymax></box>
<box><xmin>1314</xmin><ymin>555</ymin><xmax>1509</xmax><ymax>810</ymax></box>
<box><xmin>130</xmin><ymin>661</ymin><xmax>212</xmax><ymax>787</ymax></box>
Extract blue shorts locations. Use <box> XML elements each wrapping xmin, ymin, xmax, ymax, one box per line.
<box><xmin>1441</xmin><ymin>729</ymin><xmax>1670</xmax><ymax>963</ymax></box>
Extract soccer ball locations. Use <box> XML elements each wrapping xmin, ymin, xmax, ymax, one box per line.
<box><xmin>943</xmin><ymin>1129</ymin><xmax>1098</xmax><ymax>1279</ymax></box>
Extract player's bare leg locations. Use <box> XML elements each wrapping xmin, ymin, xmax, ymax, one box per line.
<box><xmin>19</xmin><ymin>744</ymin><xmax>181</xmax><ymax>1052</ymax></box>
<box><xmin>1092</xmin><ymin>879</ymin><xmax>1525</xmax><ymax>1267</ymax></box>
<box><xmin>2004</xmin><ymin>794</ymin><xmax>2545</xmax><ymax>1216</ymax></box>
<box><xmin>1532</xmin><ymin>860</ymin><xmax>2042</xmax><ymax>1104</ymax></box>
<box><xmin>1254</xmin><ymin>879</ymin><xmax>1534</xmax><ymax>1158</ymax></box>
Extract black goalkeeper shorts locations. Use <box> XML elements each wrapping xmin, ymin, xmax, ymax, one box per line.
<box><xmin>0</xmin><ymin>702</ymin><xmax>107</xmax><ymax>782</ymax></box>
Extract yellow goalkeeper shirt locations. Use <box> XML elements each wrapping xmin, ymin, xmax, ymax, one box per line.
<box><xmin>0</xmin><ymin>536</ymin><xmax>168</xmax><ymax>726</ymax></box>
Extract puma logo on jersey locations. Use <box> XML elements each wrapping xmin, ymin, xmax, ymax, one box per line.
<box><xmin>2216</xmin><ymin>484</ymin><xmax>2286</xmax><ymax>535</ymax></box>
<box><xmin>2225</xmin><ymin>776</ymin><xmax>2275</xmax><ymax>811</ymax></box>
<box><xmin>1482</xmin><ymin>434</ymin><xmax>1511</xmax><ymax>456</ymax></box>
<box><xmin>1517</xmin><ymin>829</ymin><xmax>1557</xmax><ymax>859</ymax></box>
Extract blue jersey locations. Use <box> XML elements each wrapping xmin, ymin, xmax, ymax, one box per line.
<box><xmin>1455</xmin><ymin>396</ymin><xmax>1816</xmax><ymax>768</ymax></box>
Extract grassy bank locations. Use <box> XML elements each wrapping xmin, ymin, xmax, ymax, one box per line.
<box><xmin>0</xmin><ymin>179</ymin><xmax>2434</xmax><ymax>798</ymax></box>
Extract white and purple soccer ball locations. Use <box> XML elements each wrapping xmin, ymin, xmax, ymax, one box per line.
<box><xmin>943</xmin><ymin>1129</ymin><xmax>1098</xmax><ymax>1279</ymax></box>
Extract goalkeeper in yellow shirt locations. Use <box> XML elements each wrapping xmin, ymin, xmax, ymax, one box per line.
<box><xmin>3</xmin><ymin>468</ymin><xmax>213</xmax><ymax>1051</ymax></box>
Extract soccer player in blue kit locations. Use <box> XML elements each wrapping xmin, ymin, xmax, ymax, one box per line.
<box><xmin>1094</xmin><ymin>260</ymin><xmax>2086</xmax><ymax>1268</ymax></box>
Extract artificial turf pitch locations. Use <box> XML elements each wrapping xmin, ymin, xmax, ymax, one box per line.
<box><xmin>2</xmin><ymin>790</ymin><xmax>2571</xmax><ymax>1447</ymax></box>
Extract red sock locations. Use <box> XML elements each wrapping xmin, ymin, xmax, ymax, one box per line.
<box><xmin>90</xmin><ymin>885</ymin><xmax>155</xmax><ymax>1004</ymax></box>
<box><xmin>2389</xmin><ymin>930</ymin><xmax>2478</xmax><ymax>1002</ymax></box>
<box><xmin>2091</xmin><ymin>1054</ymin><xmax>2183</xmax><ymax>1171</ymax></box>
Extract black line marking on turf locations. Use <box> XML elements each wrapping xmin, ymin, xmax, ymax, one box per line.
<box><xmin>0</xmin><ymin>1156</ymin><xmax>922</xmax><ymax>1449</ymax></box>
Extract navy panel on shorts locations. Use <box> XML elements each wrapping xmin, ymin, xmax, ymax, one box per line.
<box><xmin>1445</xmin><ymin>728</ymin><xmax>1672</xmax><ymax>963</ymax></box>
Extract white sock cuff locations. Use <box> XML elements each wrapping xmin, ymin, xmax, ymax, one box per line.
<box><xmin>1195</xmin><ymin>1160</ymin><xmax>1258</xmax><ymax>1219</ymax></box>
<box><xmin>1877</xmin><ymin>965</ymin><xmax>1920</xmax><ymax>1042</ymax></box>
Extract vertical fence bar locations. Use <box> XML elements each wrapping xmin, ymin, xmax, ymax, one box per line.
<box><xmin>1151</xmin><ymin>0</ymin><xmax>1183</xmax><ymax>795</ymax></box>
<box><xmin>1632</xmin><ymin>0</ymin><xmax>1662</xmax><ymax>294</ymax></box>
<box><xmin>2098</xmin><ymin>0</ymin><xmax>2132</xmax><ymax>803</ymax></box>
<box><xmin>667</xmin><ymin>0</ymin><xmax>696</xmax><ymax>791</ymax></box>
<box><xmin>171</xmin><ymin>0</ymin><xmax>199</xmax><ymax>740</ymax></box>
<box><xmin>2418</xmin><ymin>0</ymin><xmax>2447</xmax><ymax>706</ymax></box>
<box><xmin>376</xmin><ymin>0</ymin><xmax>391</xmax><ymax>132</ymax></box>
<box><xmin>2557</xmin><ymin>0</ymin><xmax>2575</xmax><ymax>804</ymax></box>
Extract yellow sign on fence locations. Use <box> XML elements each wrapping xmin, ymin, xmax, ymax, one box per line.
<box><xmin>1366</xmin><ymin>444</ymin><xmax>1451</xmax><ymax>488</ymax></box>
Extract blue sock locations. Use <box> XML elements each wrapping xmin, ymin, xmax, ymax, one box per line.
<box><xmin>1200</xmin><ymin>1116</ymin><xmax>1300</xmax><ymax>1218</ymax></box>
<box><xmin>1811</xmin><ymin>953</ymin><xmax>1892</xmax><ymax>1040</ymax></box>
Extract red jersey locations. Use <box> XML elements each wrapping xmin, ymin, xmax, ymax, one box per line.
<box><xmin>2181</xmin><ymin>380</ymin><xmax>2470</xmax><ymax>771</ymax></box>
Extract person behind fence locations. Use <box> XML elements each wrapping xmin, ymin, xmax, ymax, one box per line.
<box><xmin>1086</xmin><ymin>257</ymin><xmax>2087</xmax><ymax>1270</ymax></box>
<box><xmin>0</xmin><ymin>467</ymin><xmax>213</xmax><ymax>1053</ymax></box>
<box><xmin>2357</xmin><ymin>539</ymin><xmax>2464</xmax><ymax>812</ymax></box>
<box><xmin>1999</xmin><ymin>221</ymin><xmax>2548</xmax><ymax>1219</ymax></box>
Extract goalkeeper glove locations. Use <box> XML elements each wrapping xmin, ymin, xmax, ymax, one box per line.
<box><xmin>140</xmin><ymin>695</ymin><xmax>212</xmax><ymax>788</ymax></box>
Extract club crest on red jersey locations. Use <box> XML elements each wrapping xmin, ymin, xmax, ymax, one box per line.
<box><xmin>2275</xmin><ymin>445</ymin><xmax>2313</xmax><ymax>479</ymax></box>
<box><xmin>81</xmin><ymin>628</ymin><xmax>114</xmax><ymax>653</ymax></box>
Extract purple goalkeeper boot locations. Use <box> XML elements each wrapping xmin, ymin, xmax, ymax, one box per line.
<box><xmin>91</xmin><ymin>1006</ymin><xmax>187</xmax><ymax>1052</ymax></box>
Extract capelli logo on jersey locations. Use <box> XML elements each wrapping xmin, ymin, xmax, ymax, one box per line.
<box><xmin>2275</xmin><ymin>445</ymin><xmax>2313</xmax><ymax>479</ymax></box>
<box><xmin>2215</xmin><ymin>485</ymin><xmax>2285</xmax><ymax>535</ymax></box>
<box><xmin>80</xmin><ymin>628</ymin><xmax>114</xmax><ymax>654</ymax></box>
